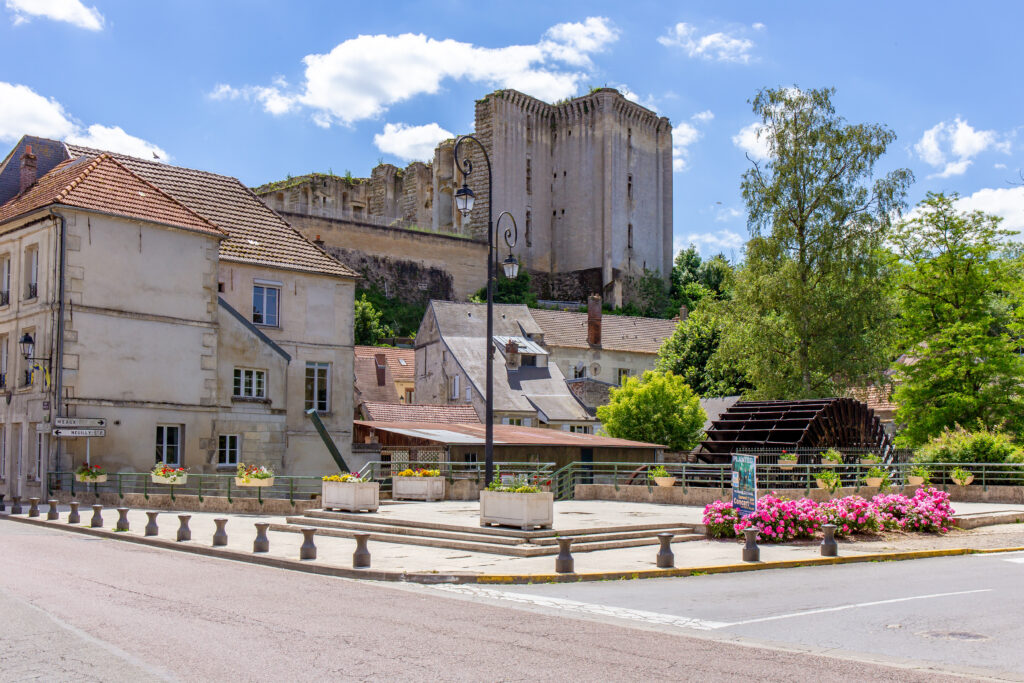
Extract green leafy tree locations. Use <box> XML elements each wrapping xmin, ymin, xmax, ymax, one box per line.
<box><xmin>471</xmin><ymin>263</ymin><xmax>538</xmax><ymax>307</ymax></box>
<box><xmin>697</xmin><ymin>255</ymin><xmax>733</xmax><ymax>298</ymax></box>
<box><xmin>720</xmin><ymin>86</ymin><xmax>913</xmax><ymax>398</ymax></box>
<box><xmin>356</xmin><ymin>286</ymin><xmax>424</xmax><ymax>338</ymax></box>
<box><xmin>354</xmin><ymin>293</ymin><xmax>393</xmax><ymax>346</ymax></box>
<box><xmin>596</xmin><ymin>370</ymin><xmax>706</xmax><ymax>451</ymax></box>
<box><xmin>891</xmin><ymin>192</ymin><xmax>1024</xmax><ymax>446</ymax></box>
<box><xmin>657</xmin><ymin>304</ymin><xmax>750</xmax><ymax>397</ymax></box>
<box><xmin>671</xmin><ymin>244</ymin><xmax>702</xmax><ymax>294</ymax></box>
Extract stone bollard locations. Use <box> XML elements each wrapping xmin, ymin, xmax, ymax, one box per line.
<box><xmin>68</xmin><ymin>501</ymin><xmax>80</xmax><ymax>524</ymax></box>
<box><xmin>11</xmin><ymin>496</ymin><xmax>22</xmax><ymax>515</ymax></box>
<box><xmin>656</xmin><ymin>532</ymin><xmax>675</xmax><ymax>569</ymax></box>
<box><xmin>145</xmin><ymin>512</ymin><xmax>159</xmax><ymax>537</ymax></box>
<box><xmin>176</xmin><ymin>515</ymin><xmax>192</xmax><ymax>542</ymax></box>
<box><xmin>299</xmin><ymin>528</ymin><xmax>317</xmax><ymax>560</ymax></box>
<box><xmin>353</xmin><ymin>532</ymin><xmax>371</xmax><ymax>569</ymax></box>
<box><xmin>47</xmin><ymin>500</ymin><xmax>59</xmax><ymax>520</ymax></box>
<box><xmin>742</xmin><ymin>528</ymin><xmax>760</xmax><ymax>562</ymax></box>
<box><xmin>821</xmin><ymin>524</ymin><xmax>838</xmax><ymax>557</ymax></box>
<box><xmin>115</xmin><ymin>508</ymin><xmax>130</xmax><ymax>532</ymax></box>
<box><xmin>212</xmin><ymin>518</ymin><xmax>228</xmax><ymax>547</ymax></box>
<box><xmin>90</xmin><ymin>504</ymin><xmax>104</xmax><ymax>528</ymax></box>
<box><xmin>0</xmin><ymin>493</ymin><xmax>6</xmax><ymax>512</ymax></box>
<box><xmin>555</xmin><ymin>537</ymin><xmax>574</xmax><ymax>574</ymax></box>
<box><xmin>28</xmin><ymin>497</ymin><xmax>40</xmax><ymax>517</ymax></box>
<box><xmin>253</xmin><ymin>523</ymin><xmax>270</xmax><ymax>553</ymax></box>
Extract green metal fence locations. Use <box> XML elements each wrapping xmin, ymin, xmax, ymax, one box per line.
<box><xmin>357</xmin><ymin>460</ymin><xmax>556</xmax><ymax>495</ymax></box>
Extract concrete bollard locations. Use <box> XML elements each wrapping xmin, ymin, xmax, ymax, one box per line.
<box><xmin>28</xmin><ymin>497</ymin><xmax>40</xmax><ymax>517</ymax></box>
<box><xmin>212</xmin><ymin>518</ymin><xmax>228</xmax><ymax>547</ymax></box>
<box><xmin>115</xmin><ymin>508</ymin><xmax>130</xmax><ymax>532</ymax></box>
<box><xmin>353</xmin><ymin>532</ymin><xmax>371</xmax><ymax>569</ymax></box>
<box><xmin>10</xmin><ymin>496</ymin><xmax>22</xmax><ymax>515</ymax></box>
<box><xmin>90</xmin><ymin>505</ymin><xmax>104</xmax><ymax>528</ymax></box>
<box><xmin>821</xmin><ymin>524</ymin><xmax>838</xmax><ymax>557</ymax></box>
<box><xmin>299</xmin><ymin>528</ymin><xmax>317</xmax><ymax>560</ymax></box>
<box><xmin>47</xmin><ymin>500</ymin><xmax>59</xmax><ymax>520</ymax></box>
<box><xmin>742</xmin><ymin>528</ymin><xmax>760</xmax><ymax>563</ymax></box>
<box><xmin>145</xmin><ymin>512</ymin><xmax>159</xmax><ymax>537</ymax></box>
<box><xmin>656</xmin><ymin>532</ymin><xmax>675</xmax><ymax>568</ymax></box>
<box><xmin>176</xmin><ymin>515</ymin><xmax>192</xmax><ymax>542</ymax></box>
<box><xmin>0</xmin><ymin>493</ymin><xmax>6</xmax><ymax>512</ymax></box>
<box><xmin>68</xmin><ymin>501</ymin><xmax>81</xmax><ymax>524</ymax></box>
<box><xmin>555</xmin><ymin>537</ymin><xmax>574</xmax><ymax>574</ymax></box>
<box><xmin>253</xmin><ymin>523</ymin><xmax>270</xmax><ymax>553</ymax></box>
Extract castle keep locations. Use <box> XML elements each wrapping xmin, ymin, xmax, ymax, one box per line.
<box><xmin>255</xmin><ymin>88</ymin><xmax>673</xmax><ymax>306</ymax></box>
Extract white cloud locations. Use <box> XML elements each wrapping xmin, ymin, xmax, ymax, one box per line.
<box><xmin>955</xmin><ymin>186</ymin><xmax>1024</xmax><ymax>234</ymax></box>
<box><xmin>67</xmin><ymin>124</ymin><xmax>168</xmax><ymax>161</ymax></box>
<box><xmin>914</xmin><ymin>117</ymin><xmax>1009</xmax><ymax>178</ymax></box>
<box><xmin>658</xmin><ymin>22</ymin><xmax>755</xmax><ymax>64</ymax></box>
<box><xmin>691</xmin><ymin>110</ymin><xmax>714</xmax><ymax>123</ymax></box>
<box><xmin>677</xmin><ymin>229</ymin><xmax>745</xmax><ymax>253</ymax></box>
<box><xmin>714</xmin><ymin>206</ymin><xmax>743</xmax><ymax>222</ymax></box>
<box><xmin>6</xmin><ymin>0</ymin><xmax>103</xmax><ymax>30</ymax></box>
<box><xmin>216</xmin><ymin>17</ymin><xmax>619</xmax><ymax>127</ymax></box>
<box><xmin>670</xmin><ymin>110</ymin><xmax>714</xmax><ymax>172</ymax></box>
<box><xmin>752</xmin><ymin>22</ymin><xmax>766</xmax><ymax>31</ymax></box>
<box><xmin>615</xmin><ymin>84</ymin><xmax>657</xmax><ymax>112</ymax></box>
<box><xmin>0</xmin><ymin>81</ymin><xmax>168</xmax><ymax>161</ymax></box>
<box><xmin>732</xmin><ymin>122</ymin><xmax>770</xmax><ymax>160</ymax></box>
<box><xmin>994</xmin><ymin>163</ymin><xmax>1008</xmax><ymax>170</ymax></box>
<box><xmin>373</xmin><ymin>122</ymin><xmax>453</xmax><ymax>162</ymax></box>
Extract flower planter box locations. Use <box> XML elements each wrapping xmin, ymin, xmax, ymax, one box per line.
<box><xmin>953</xmin><ymin>475</ymin><xmax>975</xmax><ymax>486</ymax></box>
<box><xmin>393</xmin><ymin>476</ymin><xmax>445</xmax><ymax>501</ymax></box>
<box><xmin>864</xmin><ymin>476</ymin><xmax>884</xmax><ymax>487</ymax></box>
<box><xmin>778</xmin><ymin>461</ymin><xmax>797</xmax><ymax>471</ymax></box>
<box><xmin>322</xmin><ymin>481</ymin><xmax>379</xmax><ymax>512</ymax></box>
<box><xmin>235</xmin><ymin>477</ymin><xmax>275</xmax><ymax>488</ymax></box>
<box><xmin>479</xmin><ymin>490</ymin><xmax>553</xmax><ymax>530</ymax></box>
<box><xmin>151</xmin><ymin>473</ymin><xmax>187</xmax><ymax>485</ymax></box>
<box><xmin>653</xmin><ymin>476</ymin><xmax>676</xmax><ymax>488</ymax></box>
<box><xmin>907</xmin><ymin>475</ymin><xmax>925</xmax><ymax>486</ymax></box>
<box><xmin>75</xmin><ymin>474</ymin><xmax>107</xmax><ymax>483</ymax></box>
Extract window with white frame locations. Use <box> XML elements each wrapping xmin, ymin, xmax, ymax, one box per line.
<box><xmin>449</xmin><ymin>374</ymin><xmax>460</xmax><ymax>400</ymax></box>
<box><xmin>305</xmin><ymin>362</ymin><xmax>330</xmax><ymax>412</ymax></box>
<box><xmin>34</xmin><ymin>429</ymin><xmax>46</xmax><ymax>480</ymax></box>
<box><xmin>252</xmin><ymin>282</ymin><xmax>280</xmax><ymax>326</ymax></box>
<box><xmin>0</xmin><ymin>253</ymin><xmax>10</xmax><ymax>305</ymax></box>
<box><xmin>503</xmin><ymin>417</ymin><xmax>523</xmax><ymax>426</ymax></box>
<box><xmin>617</xmin><ymin>368</ymin><xmax>632</xmax><ymax>385</ymax></box>
<box><xmin>233</xmin><ymin>368</ymin><xmax>266</xmax><ymax>398</ymax></box>
<box><xmin>155</xmin><ymin>424</ymin><xmax>182</xmax><ymax>466</ymax></box>
<box><xmin>24</xmin><ymin>246</ymin><xmax>38</xmax><ymax>300</ymax></box>
<box><xmin>218</xmin><ymin>434</ymin><xmax>240</xmax><ymax>466</ymax></box>
<box><xmin>569</xmin><ymin>424</ymin><xmax>592</xmax><ymax>434</ymax></box>
<box><xmin>573</xmin><ymin>363</ymin><xmax>587</xmax><ymax>379</ymax></box>
<box><xmin>0</xmin><ymin>335</ymin><xmax>7</xmax><ymax>389</ymax></box>
<box><xmin>0</xmin><ymin>425</ymin><xmax>5</xmax><ymax>480</ymax></box>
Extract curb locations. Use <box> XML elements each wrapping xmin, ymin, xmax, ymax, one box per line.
<box><xmin>4</xmin><ymin>513</ymin><xmax>1022</xmax><ymax>585</ymax></box>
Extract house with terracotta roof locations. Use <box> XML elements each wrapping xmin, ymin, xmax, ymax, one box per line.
<box><xmin>414</xmin><ymin>301</ymin><xmax>596</xmax><ymax>432</ymax></box>
<box><xmin>530</xmin><ymin>295</ymin><xmax>679</xmax><ymax>387</ymax></box>
<box><xmin>353</xmin><ymin>345</ymin><xmax>415</xmax><ymax>411</ymax></box>
<box><xmin>0</xmin><ymin>136</ymin><xmax>359</xmax><ymax>500</ymax></box>
<box><xmin>359</xmin><ymin>401</ymin><xmax>480</xmax><ymax>424</ymax></box>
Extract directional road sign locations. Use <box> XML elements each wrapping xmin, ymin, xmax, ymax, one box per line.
<box><xmin>52</xmin><ymin>428</ymin><xmax>106</xmax><ymax>438</ymax></box>
<box><xmin>54</xmin><ymin>417</ymin><xmax>107</xmax><ymax>428</ymax></box>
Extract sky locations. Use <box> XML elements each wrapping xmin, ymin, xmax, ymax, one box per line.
<box><xmin>1</xmin><ymin>0</ymin><xmax>1022</xmax><ymax>260</ymax></box>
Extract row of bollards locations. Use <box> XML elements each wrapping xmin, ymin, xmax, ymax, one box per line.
<box><xmin>742</xmin><ymin>524</ymin><xmax>840</xmax><ymax>563</ymax></box>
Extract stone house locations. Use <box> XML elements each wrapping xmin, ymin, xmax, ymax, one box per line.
<box><xmin>0</xmin><ymin>136</ymin><xmax>359</xmax><ymax>504</ymax></box>
<box><xmin>353</xmin><ymin>345</ymin><xmax>415</xmax><ymax>410</ymax></box>
<box><xmin>530</xmin><ymin>295</ymin><xmax>679</xmax><ymax>388</ymax></box>
<box><xmin>414</xmin><ymin>301</ymin><xmax>595</xmax><ymax>432</ymax></box>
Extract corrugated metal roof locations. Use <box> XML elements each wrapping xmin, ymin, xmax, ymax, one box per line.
<box><xmin>493</xmin><ymin>335</ymin><xmax>548</xmax><ymax>356</ymax></box>
<box><xmin>355</xmin><ymin>421</ymin><xmax>664</xmax><ymax>448</ymax></box>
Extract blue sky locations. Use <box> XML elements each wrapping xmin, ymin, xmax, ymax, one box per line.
<box><xmin>2</xmin><ymin>0</ymin><xmax>1022</xmax><ymax>259</ymax></box>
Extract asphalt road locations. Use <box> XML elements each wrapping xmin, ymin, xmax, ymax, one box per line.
<box><xmin>0</xmin><ymin>519</ymin><xmax>1010</xmax><ymax>681</ymax></box>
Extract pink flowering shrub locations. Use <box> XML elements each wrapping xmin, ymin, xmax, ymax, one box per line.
<box><xmin>702</xmin><ymin>500</ymin><xmax>739</xmax><ymax>538</ymax></box>
<box><xmin>872</xmin><ymin>493</ymin><xmax>916</xmax><ymax>530</ymax></box>
<box><xmin>820</xmin><ymin>495</ymin><xmax>880</xmax><ymax>537</ymax></box>
<box><xmin>907</xmin><ymin>486</ymin><xmax>953</xmax><ymax>533</ymax></box>
<box><xmin>733</xmin><ymin>493</ymin><xmax>825</xmax><ymax>543</ymax></box>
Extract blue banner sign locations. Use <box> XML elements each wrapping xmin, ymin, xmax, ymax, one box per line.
<box><xmin>732</xmin><ymin>454</ymin><xmax>757</xmax><ymax>518</ymax></box>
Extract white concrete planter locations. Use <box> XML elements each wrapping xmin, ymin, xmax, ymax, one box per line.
<box><xmin>393</xmin><ymin>476</ymin><xmax>445</xmax><ymax>501</ymax></box>
<box><xmin>907</xmin><ymin>475</ymin><xmax>925</xmax><ymax>486</ymax></box>
<box><xmin>864</xmin><ymin>476</ymin><xmax>884</xmax><ymax>487</ymax></box>
<box><xmin>235</xmin><ymin>477</ymin><xmax>275</xmax><ymax>487</ymax></box>
<box><xmin>479</xmin><ymin>490</ymin><xmax>554</xmax><ymax>530</ymax></box>
<box><xmin>322</xmin><ymin>481</ymin><xmax>379</xmax><ymax>512</ymax></box>
<box><xmin>953</xmin><ymin>475</ymin><xmax>975</xmax><ymax>486</ymax></box>
<box><xmin>75</xmin><ymin>474</ymin><xmax>107</xmax><ymax>483</ymax></box>
<box><xmin>151</xmin><ymin>473</ymin><xmax>187</xmax><ymax>485</ymax></box>
<box><xmin>653</xmin><ymin>476</ymin><xmax>676</xmax><ymax>488</ymax></box>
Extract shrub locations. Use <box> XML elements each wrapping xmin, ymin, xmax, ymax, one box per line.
<box><xmin>734</xmin><ymin>493</ymin><xmax>825</xmax><ymax>543</ymax></box>
<box><xmin>872</xmin><ymin>493</ymin><xmax>916</xmax><ymax>530</ymax></box>
<box><xmin>702</xmin><ymin>500</ymin><xmax>739</xmax><ymax>538</ymax></box>
<box><xmin>914</xmin><ymin>427</ymin><xmax>1024</xmax><ymax>465</ymax></box>
<box><xmin>907</xmin><ymin>487</ymin><xmax>953</xmax><ymax>533</ymax></box>
<box><xmin>820</xmin><ymin>496</ymin><xmax>880</xmax><ymax>537</ymax></box>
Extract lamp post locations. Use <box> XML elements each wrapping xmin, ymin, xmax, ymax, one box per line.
<box><xmin>18</xmin><ymin>332</ymin><xmax>50</xmax><ymax>385</ymax></box>
<box><xmin>453</xmin><ymin>135</ymin><xmax>518</xmax><ymax>486</ymax></box>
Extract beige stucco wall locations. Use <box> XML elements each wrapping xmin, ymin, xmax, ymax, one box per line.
<box><xmin>547</xmin><ymin>346</ymin><xmax>658</xmax><ymax>387</ymax></box>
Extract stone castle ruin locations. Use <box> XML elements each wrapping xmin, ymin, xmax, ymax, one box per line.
<box><xmin>255</xmin><ymin>88</ymin><xmax>673</xmax><ymax>307</ymax></box>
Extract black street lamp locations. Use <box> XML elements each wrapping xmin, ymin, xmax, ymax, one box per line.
<box><xmin>453</xmin><ymin>134</ymin><xmax>518</xmax><ymax>486</ymax></box>
<box><xmin>18</xmin><ymin>332</ymin><xmax>49</xmax><ymax>362</ymax></box>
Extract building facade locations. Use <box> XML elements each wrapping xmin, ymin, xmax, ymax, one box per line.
<box><xmin>0</xmin><ymin>137</ymin><xmax>359</xmax><ymax>504</ymax></box>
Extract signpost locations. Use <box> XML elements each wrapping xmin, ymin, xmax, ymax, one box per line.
<box><xmin>732</xmin><ymin>454</ymin><xmax>758</xmax><ymax>518</ymax></box>
<box><xmin>51</xmin><ymin>418</ymin><xmax>107</xmax><ymax>465</ymax></box>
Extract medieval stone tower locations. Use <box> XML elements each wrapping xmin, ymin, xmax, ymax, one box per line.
<box><xmin>256</xmin><ymin>88</ymin><xmax>673</xmax><ymax>307</ymax></box>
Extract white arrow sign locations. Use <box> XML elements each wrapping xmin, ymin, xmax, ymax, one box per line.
<box><xmin>52</xmin><ymin>428</ymin><xmax>106</xmax><ymax>438</ymax></box>
<box><xmin>54</xmin><ymin>417</ymin><xmax>107</xmax><ymax>428</ymax></box>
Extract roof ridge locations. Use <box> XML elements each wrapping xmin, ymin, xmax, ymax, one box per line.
<box><xmin>55</xmin><ymin>154</ymin><xmax>105</xmax><ymax>201</ymax></box>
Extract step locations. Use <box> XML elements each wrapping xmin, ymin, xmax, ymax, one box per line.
<box><xmin>284</xmin><ymin>515</ymin><xmax>529</xmax><ymax>547</ymax></box>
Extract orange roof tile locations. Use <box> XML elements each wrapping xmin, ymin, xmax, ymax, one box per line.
<box><xmin>354</xmin><ymin>346</ymin><xmax>415</xmax><ymax>381</ymax></box>
<box><xmin>361</xmin><ymin>402</ymin><xmax>480</xmax><ymax>424</ymax></box>
<box><xmin>530</xmin><ymin>308</ymin><xmax>678</xmax><ymax>354</ymax></box>
<box><xmin>0</xmin><ymin>155</ymin><xmax>223</xmax><ymax>237</ymax></box>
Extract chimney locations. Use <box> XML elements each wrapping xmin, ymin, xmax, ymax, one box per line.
<box><xmin>19</xmin><ymin>144</ymin><xmax>37</xmax><ymax>195</ymax></box>
<box><xmin>313</xmin><ymin>234</ymin><xmax>325</xmax><ymax>248</ymax></box>
<box><xmin>374</xmin><ymin>353</ymin><xmax>387</xmax><ymax>386</ymax></box>
<box><xmin>504</xmin><ymin>339</ymin><xmax>520</xmax><ymax>370</ymax></box>
<box><xmin>678</xmin><ymin>304</ymin><xmax>690</xmax><ymax>321</ymax></box>
<box><xmin>587</xmin><ymin>294</ymin><xmax>602</xmax><ymax>346</ymax></box>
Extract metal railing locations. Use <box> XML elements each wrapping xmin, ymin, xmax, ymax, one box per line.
<box><xmin>47</xmin><ymin>471</ymin><xmax>325</xmax><ymax>506</ymax></box>
<box><xmin>358</xmin><ymin>460</ymin><xmax>556</xmax><ymax>495</ymax></box>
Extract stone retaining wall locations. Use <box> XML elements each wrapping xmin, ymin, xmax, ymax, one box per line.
<box><xmin>51</xmin><ymin>490</ymin><xmax>320</xmax><ymax>516</ymax></box>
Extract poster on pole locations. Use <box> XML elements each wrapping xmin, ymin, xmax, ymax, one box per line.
<box><xmin>732</xmin><ymin>454</ymin><xmax>757</xmax><ymax>517</ymax></box>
